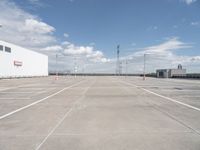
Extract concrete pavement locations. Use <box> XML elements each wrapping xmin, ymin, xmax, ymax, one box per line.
<box><xmin>0</xmin><ymin>76</ymin><xmax>200</xmax><ymax>150</ymax></box>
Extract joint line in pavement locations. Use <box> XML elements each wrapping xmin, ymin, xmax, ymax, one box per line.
<box><xmin>0</xmin><ymin>80</ymin><xmax>85</xmax><ymax>120</ymax></box>
<box><xmin>120</xmin><ymin>80</ymin><xmax>200</xmax><ymax>112</ymax></box>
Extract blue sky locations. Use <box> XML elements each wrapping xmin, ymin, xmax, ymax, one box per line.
<box><xmin>0</xmin><ymin>0</ymin><xmax>200</xmax><ymax>73</ymax></box>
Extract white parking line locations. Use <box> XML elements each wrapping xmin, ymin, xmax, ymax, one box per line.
<box><xmin>0</xmin><ymin>87</ymin><xmax>20</xmax><ymax>92</ymax></box>
<box><xmin>0</xmin><ymin>92</ymin><xmax>36</xmax><ymax>94</ymax></box>
<box><xmin>35</xmin><ymin>79</ymin><xmax>95</xmax><ymax>150</ymax></box>
<box><xmin>0</xmin><ymin>98</ymin><xmax>30</xmax><ymax>100</ymax></box>
<box><xmin>0</xmin><ymin>80</ymin><xmax>85</xmax><ymax>120</ymax></box>
<box><xmin>0</xmin><ymin>83</ymin><xmax>39</xmax><ymax>92</ymax></box>
<box><xmin>120</xmin><ymin>80</ymin><xmax>200</xmax><ymax>112</ymax></box>
<box><xmin>183</xmin><ymin>96</ymin><xmax>200</xmax><ymax>98</ymax></box>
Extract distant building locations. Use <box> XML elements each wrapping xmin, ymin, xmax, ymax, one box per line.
<box><xmin>0</xmin><ymin>40</ymin><xmax>48</xmax><ymax>78</ymax></box>
<box><xmin>156</xmin><ymin>64</ymin><xmax>186</xmax><ymax>78</ymax></box>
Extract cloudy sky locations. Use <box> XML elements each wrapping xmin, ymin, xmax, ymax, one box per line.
<box><xmin>0</xmin><ymin>0</ymin><xmax>200</xmax><ymax>73</ymax></box>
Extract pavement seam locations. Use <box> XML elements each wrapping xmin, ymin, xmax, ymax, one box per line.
<box><xmin>35</xmin><ymin>78</ymin><xmax>96</xmax><ymax>150</ymax></box>
<box><xmin>0</xmin><ymin>82</ymin><xmax>50</xmax><ymax>92</ymax></box>
<box><xmin>0</xmin><ymin>80</ymin><xmax>85</xmax><ymax>120</ymax></box>
<box><xmin>150</xmin><ymin>105</ymin><xmax>200</xmax><ymax>136</ymax></box>
<box><xmin>119</xmin><ymin>80</ymin><xmax>200</xmax><ymax>112</ymax></box>
<box><xmin>119</xmin><ymin>80</ymin><xmax>200</xmax><ymax>136</ymax></box>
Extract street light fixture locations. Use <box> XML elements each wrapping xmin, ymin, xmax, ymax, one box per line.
<box><xmin>55</xmin><ymin>54</ymin><xmax>58</xmax><ymax>80</ymax></box>
<box><xmin>125</xmin><ymin>58</ymin><xmax>131</xmax><ymax>78</ymax></box>
<box><xmin>143</xmin><ymin>53</ymin><xmax>165</xmax><ymax>80</ymax></box>
<box><xmin>143</xmin><ymin>54</ymin><xmax>146</xmax><ymax>80</ymax></box>
<box><xmin>74</xmin><ymin>56</ymin><xmax>77</xmax><ymax>78</ymax></box>
<box><xmin>125</xmin><ymin>59</ymin><xmax>128</xmax><ymax>77</ymax></box>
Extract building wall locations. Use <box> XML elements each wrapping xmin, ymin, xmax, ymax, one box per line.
<box><xmin>0</xmin><ymin>40</ymin><xmax>48</xmax><ymax>78</ymax></box>
<box><xmin>156</xmin><ymin>68</ymin><xmax>186</xmax><ymax>78</ymax></box>
<box><xmin>169</xmin><ymin>69</ymin><xmax>186</xmax><ymax>77</ymax></box>
<box><xmin>156</xmin><ymin>69</ymin><xmax>169</xmax><ymax>78</ymax></box>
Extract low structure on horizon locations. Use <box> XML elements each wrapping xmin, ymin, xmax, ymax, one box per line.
<box><xmin>156</xmin><ymin>64</ymin><xmax>186</xmax><ymax>78</ymax></box>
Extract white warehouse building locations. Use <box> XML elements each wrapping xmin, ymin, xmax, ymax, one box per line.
<box><xmin>156</xmin><ymin>64</ymin><xmax>186</xmax><ymax>78</ymax></box>
<box><xmin>0</xmin><ymin>40</ymin><xmax>48</xmax><ymax>78</ymax></box>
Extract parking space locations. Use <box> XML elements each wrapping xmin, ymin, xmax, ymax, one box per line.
<box><xmin>0</xmin><ymin>76</ymin><xmax>84</xmax><ymax>117</ymax></box>
<box><xmin>122</xmin><ymin>77</ymin><xmax>200</xmax><ymax>109</ymax></box>
<box><xmin>0</xmin><ymin>76</ymin><xmax>200</xmax><ymax>150</ymax></box>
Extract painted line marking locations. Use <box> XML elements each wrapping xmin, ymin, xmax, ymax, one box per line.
<box><xmin>35</xmin><ymin>79</ymin><xmax>95</xmax><ymax>150</ymax></box>
<box><xmin>183</xmin><ymin>96</ymin><xmax>200</xmax><ymax>98</ymax></box>
<box><xmin>0</xmin><ymin>87</ymin><xmax>20</xmax><ymax>92</ymax></box>
<box><xmin>0</xmin><ymin>90</ymin><xmax>51</xmax><ymax>94</ymax></box>
<box><xmin>0</xmin><ymin>83</ymin><xmax>39</xmax><ymax>92</ymax></box>
<box><xmin>120</xmin><ymin>80</ymin><xmax>200</xmax><ymax>112</ymax></box>
<box><xmin>0</xmin><ymin>80</ymin><xmax>85</xmax><ymax>120</ymax></box>
<box><xmin>0</xmin><ymin>92</ymin><xmax>37</xmax><ymax>94</ymax></box>
<box><xmin>35</xmin><ymin>109</ymin><xmax>74</xmax><ymax>150</ymax></box>
<box><xmin>0</xmin><ymin>98</ymin><xmax>30</xmax><ymax>100</ymax></box>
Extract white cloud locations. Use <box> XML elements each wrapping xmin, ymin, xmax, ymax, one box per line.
<box><xmin>23</xmin><ymin>19</ymin><xmax>55</xmax><ymax>34</ymax></box>
<box><xmin>147</xmin><ymin>26</ymin><xmax>158</xmax><ymax>31</ymax></box>
<box><xmin>28</xmin><ymin>0</ymin><xmax>44</xmax><ymax>7</ymax></box>
<box><xmin>0</xmin><ymin>0</ymin><xmax>110</xmax><ymax>73</ymax></box>
<box><xmin>28</xmin><ymin>0</ymin><xmax>39</xmax><ymax>3</ymax></box>
<box><xmin>173</xmin><ymin>25</ymin><xmax>178</xmax><ymax>29</ymax></box>
<box><xmin>41</xmin><ymin>45</ymin><xmax>62</xmax><ymax>51</ymax></box>
<box><xmin>63</xmin><ymin>33</ymin><xmax>69</xmax><ymax>38</ymax></box>
<box><xmin>153</xmin><ymin>26</ymin><xmax>158</xmax><ymax>30</ymax></box>
<box><xmin>1</xmin><ymin>0</ymin><xmax>198</xmax><ymax>73</ymax></box>
<box><xmin>120</xmin><ymin>38</ymin><xmax>200</xmax><ymax>73</ymax></box>
<box><xmin>0</xmin><ymin>0</ymin><xmax>56</xmax><ymax>48</ymax></box>
<box><xmin>89</xmin><ymin>42</ymin><xmax>95</xmax><ymax>46</ymax></box>
<box><xmin>49</xmin><ymin>38</ymin><xmax>199</xmax><ymax>73</ymax></box>
<box><xmin>191</xmin><ymin>21</ymin><xmax>200</xmax><ymax>26</ymax></box>
<box><xmin>131</xmin><ymin>43</ymin><xmax>136</xmax><ymax>46</ymax></box>
<box><xmin>86</xmin><ymin>51</ymin><xmax>109</xmax><ymax>63</ymax></box>
<box><xmin>181</xmin><ymin>0</ymin><xmax>197</xmax><ymax>5</ymax></box>
<box><xmin>62</xmin><ymin>41</ymin><xmax>71</xmax><ymax>45</ymax></box>
<box><xmin>134</xmin><ymin>37</ymin><xmax>191</xmax><ymax>56</ymax></box>
<box><xmin>62</xmin><ymin>44</ymin><xmax>110</xmax><ymax>63</ymax></box>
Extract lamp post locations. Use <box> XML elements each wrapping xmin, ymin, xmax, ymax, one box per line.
<box><xmin>116</xmin><ymin>45</ymin><xmax>120</xmax><ymax>76</ymax></box>
<box><xmin>143</xmin><ymin>54</ymin><xmax>146</xmax><ymax>80</ymax></box>
<box><xmin>125</xmin><ymin>59</ymin><xmax>128</xmax><ymax>78</ymax></box>
<box><xmin>74</xmin><ymin>56</ymin><xmax>77</xmax><ymax>78</ymax></box>
<box><xmin>0</xmin><ymin>24</ymin><xmax>3</xmax><ymax>37</ymax></box>
<box><xmin>55</xmin><ymin>54</ymin><xmax>58</xmax><ymax>80</ymax></box>
<box><xmin>142</xmin><ymin>53</ymin><xmax>164</xmax><ymax>80</ymax></box>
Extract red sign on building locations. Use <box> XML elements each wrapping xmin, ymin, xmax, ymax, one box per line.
<box><xmin>14</xmin><ymin>61</ymin><xmax>23</xmax><ymax>67</ymax></box>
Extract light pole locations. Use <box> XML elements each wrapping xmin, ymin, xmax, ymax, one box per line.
<box><xmin>55</xmin><ymin>54</ymin><xmax>58</xmax><ymax>80</ymax></box>
<box><xmin>143</xmin><ymin>54</ymin><xmax>146</xmax><ymax>80</ymax></box>
<box><xmin>142</xmin><ymin>53</ymin><xmax>164</xmax><ymax>80</ymax></box>
<box><xmin>74</xmin><ymin>56</ymin><xmax>77</xmax><ymax>78</ymax></box>
<box><xmin>0</xmin><ymin>24</ymin><xmax>3</xmax><ymax>42</ymax></box>
<box><xmin>116</xmin><ymin>45</ymin><xmax>120</xmax><ymax>76</ymax></box>
<box><xmin>125</xmin><ymin>59</ymin><xmax>128</xmax><ymax>78</ymax></box>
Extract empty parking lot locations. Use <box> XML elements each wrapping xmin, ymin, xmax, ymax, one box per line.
<box><xmin>0</xmin><ymin>76</ymin><xmax>200</xmax><ymax>150</ymax></box>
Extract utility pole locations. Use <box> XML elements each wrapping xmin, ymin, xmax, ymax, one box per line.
<box><xmin>125</xmin><ymin>59</ymin><xmax>128</xmax><ymax>78</ymax></box>
<box><xmin>55</xmin><ymin>54</ymin><xmax>58</xmax><ymax>80</ymax></box>
<box><xmin>143</xmin><ymin>54</ymin><xmax>146</xmax><ymax>80</ymax></box>
<box><xmin>74</xmin><ymin>56</ymin><xmax>77</xmax><ymax>78</ymax></box>
<box><xmin>0</xmin><ymin>24</ymin><xmax>2</xmax><ymax>39</ymax></box>
<box><xmin>116</xmin><ymin>45</ymin><xmax>120</xmax><ymax>76</ymax></box>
